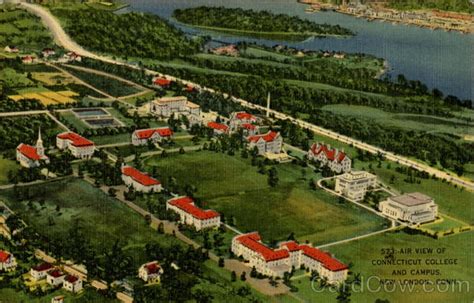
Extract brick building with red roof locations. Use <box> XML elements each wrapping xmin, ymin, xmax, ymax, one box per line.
<box><xmin>207</xmin><ymin>121</ymin><xmax>229</xmax><ymax>135</ymax></box>
<box><xmin>229</xmin><ymin>111</ymin><xmax>259</xmax><ymax>133</ymax></box>
<box><xmin>131</xmin><ymin>127</ymin><xmax>173</xmax><ymax>146</ymax></box>
<box><xmin>0</xmin><ymin>250</ymin><xmax>16</xmax><ymax>272</ymax></box>
<box><xmin>246</xmin><ymin>131</ymin><xmax>283</xmax><ymax>156</ymax></box>
<box><xmin>121</xmin><ymin>165</ymin><xmax>162</xmax><ymax>193</ymax></box>
<box><xmin>308</xmin><ymin>142</ymin><xmax>351</xmax><ymax>174</ymax></box>
<box><xmin>56</xmin><ymin>132</ymin><xmax>95</xmax><ymax>159</ymax></box>
<box><xmin>16</xmin><ymin>129</ymin><xmax>49</xmax><ymax>168</ymax></box>
<box><xmin>138</xmin><ymin>261</ymin><xmax>164</xmax><ymax>283</ymax></box>
<box><xmin>166</xmin><ymin>196</ymin><xmax>220</xmax><ymax>231</ymax></box>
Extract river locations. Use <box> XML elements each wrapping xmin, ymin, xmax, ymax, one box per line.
<box><xmin>122</xmin><ymin>0</ymin><xmax>473</xmax><ymax>100</ymax></box>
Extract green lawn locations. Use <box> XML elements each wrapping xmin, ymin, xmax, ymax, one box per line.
<box><xmin>0</xmin><ymin>156</ymin><xmax>19</xmax><ymax>185</ymax></box>
<box><xmin>90</xmin><ymin>133</ymin><xmax>131</xmax><ymax>145</ymax></box>
<box><xmin>144</xmin><ymin>151</ymin><xmax>388</xmax><ymax>245</ymax></box>
<box><xmin>0</xmin><ymin>288</ymin><xmax>119</xmax><ymax>303</ymax></box>
<box><xmin>59</xmin><ymin>111</ymin><xmax>90</xmax><ymax>132</ymax></box>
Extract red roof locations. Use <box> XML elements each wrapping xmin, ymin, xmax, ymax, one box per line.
<box><xmin>235</xmin><ymin>233</ymin><xmax>290</xmax><ymax>262</ymax></box>
<box><xmin>168</xmin><ymin>196</ymin><xmax>220</xmax><ymax>220</ymax></box>
<box><xmin>65</xmin><ymin>275</ymin><xmax>79</xmax><ymax>283</ymax></box>
<box><xmin>185</xmin><ymin>85</ymin><xmax>195</xmax><ymax>92</ymax></box>
<box><xmin>32</xmin><ymin>263</ymin><xmax>53</xmax><ymax>272</ymax></box>
<box><xmin>310</xmin><ymin>143</ymin><xmax>346</xmax><ymax>163</ymax></box>
<box><xmin>17</xmin><ymin>144</ymin><xmax>41</xmax><ymax>161</ymax></box>
<box><xmin>145</xmin><ymin>262</ymin><xmax>161</xmax><ymax>274</ymax></box>
<box><xmin>207</xmin><ymin>122</ymin><xmax>229</xmax><ymax>132</ymax></box>
<box><xmin>279</xmin><ymin>241</ymin><xmax>300</xmax><ymax>252</ymax></box>
<box><xmin>134</xmin><ymin>128</ymin><xmax>173</xmax><ymax>140</ymax></box>
<box><xmin>300</xmin><ymin>245</ymin><xmax>348</xmax><ymax>272</ymax></box>
<box><xmin>22</xmin><ymin>56</ymin><xmax>34</xmax><ymax>61</ymax></box>
<box><xmin>247</xmin><ymin>131</ymin><xmax>279</xmax><ymax>143</ymax></box>
<box><xmin>154</xmin><ymin>78</ymin><xmax>172</xmax><ymax>87</ymax></box>
<box><xmin>241</xmin><ymin>123</ymin><xmax>256</xmax><ymax>130</ymax></box>
<box><xmin>57</xmin><ymin>132</ymin><xmax>94</xmax><ymax>147</ymax></box>
<box><xmin>235</xmin><ymin>112</ymin><xmax>256</xmax><ymax>121</ymax></box>
<box><xmin>0</xmin><ymin>251</ymin><xmax>10</xmax><ymax>263</ymax></box>
<box><xmin>122</xmin><ymin>166</ymin><xmax>160</xmax><ymax>186</ymax></box>
<box><xmin>48</xmin><ymin>269</ymin><xmax>64</xmax><ymax>278</ymax></box>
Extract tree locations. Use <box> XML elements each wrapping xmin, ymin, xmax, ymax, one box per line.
<box><xmin>108</xmin><ymin>187</ymin><xmax>117</xmax><ymax>197</ymax></box>
<box><xmin>240</xmin><ymin>271</ymin><xmax>246</xmax><ymax>281</ymax></box>
<box><xmin>157</xmin><ymin>222</ymin><xmax>164</xmax><ymax>234</ymax></box>
<box><xmin>250</xmin><ymin>266</ymin><xmax>257</xmax><ymax>278</ymax></box>
<box><xmin>218</xmin><ymin>257</ymin><xmax>224</xmax><ymax>267</ymax></box>
<box><xmin>231</xmin><ymin>271</ymin><xmax>237</xmax><ymax>282</ymax></box>
<box><xmin>267</xmin><ymin>167</ymin><xmax>279</xmax><ymax>187</ymax></box>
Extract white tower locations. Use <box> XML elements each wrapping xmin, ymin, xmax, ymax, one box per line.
<box><xmin>36</xmin><ymin>128</ymin><xmax>44</xmax><ymax>157</ymax></box>
<box><xmin>266</xmin><ymin>92</ymin><xmax>271</xmax><ymax>118</ymax></box>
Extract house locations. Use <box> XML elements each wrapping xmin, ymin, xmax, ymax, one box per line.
<box><xmin>153</xmin><ymin>77</ymin><xmax>172</xmax><ymax>88</ymax></box>
<box><xmin>16</xmin><ymin>128</ymin><xmax>49</xmax><ymax>168</ymax></box>
<box><xmin>4</xmin><ymin>45</ymin><xmax>19</xmax><ymax>53</ymax></box>
<box><xmin>64</xmin><ymin>52</ymin><xmax>81</xmax><ymax>62</ymax></box>
<box><xmin>56</xmin><ymin>132</ymin><xmax>95</xmax><ymax>159</ymax></box>
<box><xmin>211</xmin><ymin>44</ymin><xmax>239</xmax><ymax>56</ymax></box>
<box><xmin>46</xmin><ymin>269</ymin><xmax>66</xmax><ymax>286</ymax></box>
<box><xmin>138</xmin><ymin>261</ymin><xmax>163</xmax><ymax>283</ymax></box>
<box><xmin>335</xmin><ymin>171</ymin><xmax>377</xmax><ymax>201</ymax></box>
<box><xmin>51</xmin><ymin>296</ymin><xmax>65</xmax><ymax>303</ymax></box>
<box><xmin>379</xmin><ymin>192</ymin><xmax>438</xmax><ymax>224</ymax></box>
<box><xmin>132</xmin><ymin>127</ymin><xmax>173</xmax><ymax>146</ymax></box>
<box><xmin>42</xmin><ymin>48</ymin><xmax>56</xmax><ymax>58</ymax></box>
<box><xmin>21</xmin><ymin>55</ymin><xmax>35</xmax><ymax>64</ymax></box>
<box><xmin>150</xmin><ymin>96</ymin><xmax>201</xmax><ymax>118</ymax></box>
<box><xmin>30</xmin><ymin>263</ymin><xmax>54</xmax><ymax>281</ymax></box>
<box><xmin>246</xmin><ymin>131</ymin><xmax>283</xmax><ymax>155</ymax></box>
<box><xmin>0</xmin><ymin>250</ymin><xmax>16</xmax><ymax>272</ymax></box>
<box><xmin>207</xmin><ymin>121</ymin><xmax>229</xmax><ymax>135</ymax></box>
<box><xmin>121</xmin><ymin>166</ymin><xmax>162</xmax><ymax>193</ymax></box>
<box><xmin>63</xmin><ymin>275</ymin><xmax>83</xmax><ymax>293</ymax></box>
<box><xmin>308</xmin><ymin>143</ymin><xmax>351</xmax><ymax>174</ymax></box>
<box><xmin>231</xmin><ymin>233</ymin><xmax>348</xmax><ymax>284</ymax></box>
<box><xmin>229</xmin><ymin>111</ymin><xmax>258</xmax><ymax>132</ymax></box>
<box><xmin>167</xmin><ymin>196</ymin><xmax>220</xmax><ymax>231</ymax></box>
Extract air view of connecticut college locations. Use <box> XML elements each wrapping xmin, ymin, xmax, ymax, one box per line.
<box><xmin>0</xmin><ymin>0</ymin><xmax>472</xmax><ymax>302</ymax></box>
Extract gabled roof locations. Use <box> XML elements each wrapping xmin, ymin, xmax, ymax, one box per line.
<box><xmin>57</xmin><ymin>132</ymin><xmax>94</xmax><ymax>147</ymax></box>
<box><xmin>234</xmin><ymin>112</ymin><xmax>257</xmax><ymax>121</ymax></box>
<box><xmin>241</xmin><ymin>123</ymin><xmax>256</xmax><ymax>130</ymax></box>
<box><xmin>279</xmin><ymin>241</ymin><xmax>300</xmax><ymax>252</ymax></box>
<box><xmin>32</xmin><ymin>262</ymin><xmax>53</xmax><ymax>272</ymax></box>
<box><xmin>154</xmin><ymin>77</ymin><xmax>172</xmax><ymax>86</ymax></box>
<box><xmin>145</xmin><ymin>262</ymin><xmax>161</xmax><ymax>275</ymax></box>
<box><xmin>299</xmin><ymin>245</ymin><xmax>348</xmax><ymax>272</ymax></box>
<box><xmin>122</xmin><ymin>166</ymin><xmax>160</xmax><ymax>186</ymax></box>
<box><xmin>235</xmin><ymin>232</ymin><xmax>289</xmax><ymax>262</ymax></box>
<box><xmin>64</xmin><ymin>275</ymin><xmax>79</xmax><ymax>283</ymax></box>
<box><xmin>17</xmin><ymin>143</ymin><xmax>41</xmax><ymax>161</ymax></box>
<box><xmin>207</xmin><ymin>122</ymin><xmax>229</xmax><ymax>132</ymax></box>
<box><xmin>0</xmin><ymin>251</ymin><xmax>10</xmax><ymax>263</ymax></box>
<box><xmin>247</xmin><ymin>131</ymin><xmax>279</xmax><ymax>143</ymax></box>
<box><xmin>168</xmin><ymin>196</ymin><xmax>220</xmax><ymax>220</ymax></box>
<box><xmin>310</xmin><ymin>143</ymin><xmax>347</xmax><ymax>163</ymax></box>
<box><xmin>47</xmin><ymin>269</ymin><xmax>65</xmax><ymax>278</ymax></box>
<box><xmin>134</xmin><ymin>128</ymin><xmax>173</xmax><ymax>139</ymax></box>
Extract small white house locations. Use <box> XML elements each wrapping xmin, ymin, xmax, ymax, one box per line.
<box><xmin>63</xmin><ymin>275</ymin><xmax>83</xmax><ymax>293</ymax></box>
<box><xmin>46</xmin><ymin>269</ymin><xmax>66</xmax><ymax>287</ymax></box>
<box><xmin>30</xmin><ymin>263</ymin><xmax>54</xmax><ymax>281</ymax></box>
<box><xmin>0</xmin><ymin>250</ymin><xmax>16</xmax><ymax>272</ymax></box>
<box><xmin>138</xmin><ymin>261</ymin><xmax>163</xmax><ymax>283</ymax></box>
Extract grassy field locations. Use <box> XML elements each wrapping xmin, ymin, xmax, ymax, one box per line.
<box><xmin>144</xmin><ymin>151</ymin><xmax>388</xmax><ymax>245</ymax></box>
<box><xmin>32</xmin><ymin>71</ymin><xmax>79</xmax><ymax>86</ymax></box>
<box><xmin>0</xmin><ymin>288</ymin><xmax>119</xmax><ymax>303</ymax></box>
<box><xmin>58</xmin><ymin>111</ymin><xmax>90</xmax><ymax>132</ymax></box>
<box><xmin>0</xmin><ymin>156</ymin><xmax>19</xmax><ymax>185</ymax></box>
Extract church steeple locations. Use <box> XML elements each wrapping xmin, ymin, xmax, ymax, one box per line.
<box><xmin>36</xmin><ymin>127</ymin><xmax>44</xmax><ymax>157</ymax></box>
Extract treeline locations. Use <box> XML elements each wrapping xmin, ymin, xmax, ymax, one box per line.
<box><xmin>52</xmin><ymin>8</ymin><xmax>202</xmax><ymax>60</ymax></box>
<box><xmin>388</xmin><ymin>0</ymin><xmax>473</xmax><ymax>13</ymax></box>
<box><xmin>173</xmin><ymin>6</ymin><xmax>353</xmax><ymax>36</ymax></box>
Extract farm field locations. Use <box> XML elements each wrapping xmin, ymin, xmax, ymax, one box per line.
<box><xmin>8</xmin><ymin>90</ymin><xmax>78</xmax><ymax>106</ymax></box>
<box><xmin>31</xmin><ymin>71</ymin><xmax>79</xmax><ymax>86</ymax></box>
<box><xmin>144</xmin><ymin>151</ymin><xmax>388</xmax><ymax>245</ymax></box>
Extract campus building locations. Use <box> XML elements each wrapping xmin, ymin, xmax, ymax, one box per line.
<box><xmin>207</xmin><ymin>121</ymin><xmax>229</xmax><ymax>135</ymax></box>
<box><xmin>166</xmin><ymin>196</ymin><xmax>220</xmax><ymax>231</ymax></box>
<box><xmin>150</xmin><ymin>96</ymin><xmax>200</xmax><ymax>118</ymax></box>
<box><xmin>131</xmin><ymin>127</ymin><xmax>173</xmax><ymax>146</ymax></box>
<box><xmin>121</xmin><ymin>166</ymin><xmax>162</xmax><ymax>193</ymax></box>
<box><xmin>335</xmin><ymin>171</ymin><xmax>377</xmax><ymax>201</ymax></box>
<box><xmin>0</xmin><ymin>250</ymin><xmax>16</xmax><ymax>272</ymax></box>
<box><xmin>308</xmin><ymin>143</ymin><xmax>351</xmax><ymax>174</ymax></box>
<box><xmin>138</xmin><ymin>261</ymin><xmax>163</xmax><ymax>283</ymax></box>
<box><xmin>16</xmin><ymin>128</ymin><xmax>49</xmax><ymax>168</ymax></box>
<box><xmin>56</xmin><ymin>132</ymin><xmax>95</xmax><ymax>159</ymax></box>
<box><xmin>229</xmin><ymin>111</ymin><xmax>258</xmax><ymax>132</ymax></box>
<box><xmin>246</xmin><ymin>131</ymin><xmax>283</xmax><ymax>155</ymax></box>
<box><xmin>231</xmin><ymin>233</ymin><xmax>348</xmax><ymax>284</ymax></box>
<box><xmin>46</xmin><ymin>269</ymin><xmax>66</xmax><ymax>286</ymax></box>
<box><xmin>30</xmin><ymin>263</ymin><xmax>54</xmax><ymax>281</ymax></box>
<box><xmin>63</xmin><ymin>275</ymin><xmax>83</xmax><ymax>293</ymax></box>
<box><xmin>379</xmin><ymin>192</ymin><xmax>438</xmax><ymax>224</ymax></box>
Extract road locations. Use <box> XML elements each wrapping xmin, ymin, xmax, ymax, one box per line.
<box><xmin>21</xmin><ymin>1</ymin><xmax>474</xmax><ymax>192</ymax></box>
<box><xmin>317</xmin><ymin>226</ymin><xmax>397</xmax><ymax>249</ymax></box>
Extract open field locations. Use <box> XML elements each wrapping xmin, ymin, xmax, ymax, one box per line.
<box><xmin>0</xmin><ymin>156</ymin><xmax>19</xmax><ymax>185</ymax></box>
<box><xmin>0</xmin><ymin>287</ymin><xmax>119</xmax><ymax>303</ymax></box>
<box><xmin>8</xmin><ymin>90</ymin><xmax>78</xmax><ymax>106</ymax></box>
<box><xmin>32</xmin><ymin>71</ymin><xmax>79</xmax><ymax>86</ymax></box>
<box><xmin>144</xmin><ymin>151</ymin><xmax>388</xmax><ymax>245</ymax></box>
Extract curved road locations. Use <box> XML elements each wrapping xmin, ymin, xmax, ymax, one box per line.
<box><xmin>21</xmin><ymin>2</ymin><xmax>474</xmax><ymax>192</ymax></box>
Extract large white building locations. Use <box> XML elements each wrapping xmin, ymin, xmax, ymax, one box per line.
<box><xmin>16</xmin><ymin>129</ymin><xmax>49</xmax><ymax>168</ymax></box>
<box><xmin>121</xmin><ymin>166</ymin><xmax>162</xmax><ymax>193</ymax></box>
<box><xmin>56</xmin><ymin>132</ymin><xmax>95</xmax><ymax>159</ymax></box>
<box><xmin>229</xmin><ymin>111</ymin><xmax>258</xmax><ymax>132</ymax></box>
<box><xmin>308</xmin><ymin>143</ymin><xmax>351</xmax><ymax>174</ymax></box>
<box><xmin>231</xmin><ymin>233</ymin><xmax>348</xmax><ymax>284</ymax></box>
<box><xmin>379</xmin><ymin>192</ymin><xmax>438</xmax><ymax>224</ymax></box>
<box><xmin>131</xmin><ymin>127</ymin><xmax>173</xmax><ymax>146</ymax></box>
<box><xmin>246</xmin><ymin>131</ymin><xmax>283</xmax><ymax>156</ymax></box>
<box><xmin>335</xmin><ymin>171</ymin><xmax>377</xmax><ymax>201</ymax></box>
<box><xmin>138</xmin><ymin>261</ymin><xmax>163</xmax><ymax>283</ymax></box>
<box><xmin>166</xmin><ymin>196</ymin><xmax>220</xmax><ymax>231</ymax></box>
<box><xmin>0</xmin><ymin>250</ymin><xmax>16</xmax><ymax>272</ymax></box>
<box><xmin>150</xmin><ymin>96</ymin><xmax>200</xmax><ymax>118</ymax></box>
<box><xmin>207</xmin><ymin>121</ymin><xmax>229</xmax><ymax>135</ymax></box>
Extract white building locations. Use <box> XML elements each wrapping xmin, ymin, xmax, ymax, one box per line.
<box><xmin>46</xmin><ymin>269</ymin><xmax>66</xmax><ymax>286</ymax></box>
<box><xmin>167</xmin><ymin>196</ymin><xmax>220</xmax><ymax>231</ymax></box>
<box><xmin>207</xmin><ymin>121</ymin><xmax>229</xmax><ymax>135</ymax></box>
<box><xmin>138</xmin><ymin>261</ymin><xmax>163</xmax><ymax>283</ymax></box>
<box><xmin>150</xmin><ymin>96</ymin><xmax>200</xmax><ymax>118</ymax></box>
<box><xmin>0</xmin><ymin>250</ymin><xmax>16</xmax><ymax>272</ymax></box>
<box><xmin>30</xmin><ymin>263</ymin><xmax>54</xmax><ymax>281</ymax></box>
<box><xmin>379</xmin><ymin>192</ymin><xmax>438</xmax><ymax>224</ymax></box>
<box><xmin>58</xmin><ymin>51</ymin><xmax>82</xmax><ymax>63</ymax></box>
<box><xmin>246</xmin><ymin>131</ymin><xmax>283</xmax><ymax>156</ymax></box>
<box><xmin>56</xmin><ymin>132</ymin><xmax>95</xmax><ymax>159</ymax></box>
<box><xmin>16</xmin><ymin>129</ymin><xmax>49</xmax><ymax>168</ymax></box>
<box><xmin>121</xmin><ymin>166</ymin><xmax>162</xmax><ymax>193</ymax></box>
<box><xmin>335</xmin><ymin>171</ymin><xmax>377</xmax><ymax>201</ymax></box>
<box><xmin>229</xmin><ymin>111</ymin><xmax>258</xmax><ymax>132</ymax></box>
<box><xmin>231</xmin><ymin>233</ymin><xmax>349</xmax><ymax>284</ymax></box>
<box><xmin>131</xmin><ymin>127</ymin><xmax>173</xmax><ymax>146</ymax></box>
<box><xmin>308</xmin><ymin>143</ymin><xmax>351</xmax><ymax>174</ymax></box>
<box><xmin>51</xmin><ymin>296</ymin><xmax>64</xmax><ymax>303</ymax></box>
<box><xmin>4</xmin><ymin>45</ymin><xmax>19</xmax><ymax>53</ymax></box>
<box><xmin>63</xmin><ymin>275</ymin><xmax>83</xmax><ymax>293</ymax></box>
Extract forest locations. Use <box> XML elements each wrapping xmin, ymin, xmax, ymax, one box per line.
<box><xmin>173</xmin><ymin>6</ymin><xmax>353</xmax><ymax>36</ymax></box>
